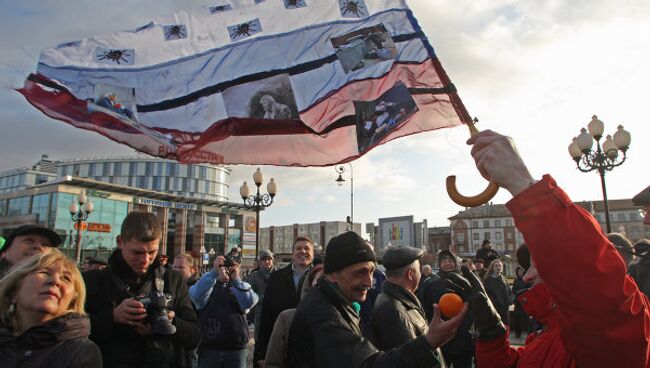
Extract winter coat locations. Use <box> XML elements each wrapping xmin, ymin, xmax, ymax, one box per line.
<box><xmin>0</xmin><ymin>313</ymin><xmax>102</xmax><ymax>368</ymax></box>
<box><xmin>369</xmin><ymin>281</ymin><xmax>446</xmax><ymax>367</ymax></box>
<box><xmin>476</xmin><ymin>175</ymin><xmax>650</xmax><ymax>368</ymax></box>
<box><xmin>264</xmin><ymin>308</ymin><xmax>296</xmax><ymax>368</ymax></box>
<box><xmin>483</xmin><ymin>274</ymin><xmax>512</xmax><ymax>325</ymax></box>
<box><xmin>83</xmin><ymin>249</ymin><xmax>200</xmax><ymax>368</ymax></box>
<box><xmin>0</xmin><ymin>257</ymin><xmax>11</xmax><ymax>279</ymax></box>
<box><xmin>257</xmin><ymin>264</ymin><xmax>303</xmax><ymax>361</ymax></box>
<box><xmin>287</xmin><ymin>278</ymin><xmax>440</xmax><ymax>368</ymax></box>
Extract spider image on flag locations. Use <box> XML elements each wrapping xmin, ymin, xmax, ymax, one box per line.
<box><xmin>18</xmin><ymin>0</ymin><xmax>471</xmax><ymax>166</ymax></box>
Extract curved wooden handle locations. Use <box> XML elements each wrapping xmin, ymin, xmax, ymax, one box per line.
<box><xmin>446</xmin><ymin>176</ymin><xmax>499</xmax><ymax>207</ymax></box>
<box><xmin>445</xmin><ymin>118</ymin><xmax>499</xmax><ymax>207</ymax></box>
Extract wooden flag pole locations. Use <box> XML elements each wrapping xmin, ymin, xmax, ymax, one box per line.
<box><xmin>446</xmin><ymin>118</ymin><xmax>499</xmax><ymax>207</ymax></box>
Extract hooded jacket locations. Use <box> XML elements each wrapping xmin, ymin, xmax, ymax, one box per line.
<box><xmin>287</xmin><ymin>278</ymin><xmax>440</xmax><ymax>368</ymax></box>
<box><xmin>476</xmin><ymin>175</ymin><xmax>650</xmax><ymax>367</ymax></box>
<box><xmin>417</xmin><ymin>250</ymin><xmax>475</xmax><ymax>358</ymax></box>
<box><xmin>0</xmin><ymin>313</ymin><xmax>102</xmax><ymax>368</ymax></box>
<box><xmin>83</xmin><ymin>249</ymin><xmax>200</xmax><ymax>368</ymax></box>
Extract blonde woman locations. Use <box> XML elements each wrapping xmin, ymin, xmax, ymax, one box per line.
<box><xmin>482</xmin><ymin>258</ymin><xmax>512</xmax><ymax>326</ymax></box>
<box><xmin>0</xmin><ymin>249</ymin><xmax>101</xmax><ymax>367</ymax></box>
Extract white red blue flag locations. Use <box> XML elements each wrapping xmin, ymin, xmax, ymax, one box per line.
<box><xmin>18</xmin><ymin>0</ymin><xmax>471</xmax><ymax>165</ymax></box>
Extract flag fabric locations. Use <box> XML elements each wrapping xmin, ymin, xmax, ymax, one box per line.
<box><xmin>18</xmin><ymin>0</ymin><xmax>471</xmax><ymax>166</ymax></box>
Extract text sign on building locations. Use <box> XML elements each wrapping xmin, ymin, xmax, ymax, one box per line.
<box><xmin>378</xmin><ymin>216</ymin><xmax>414</xmax><ymax>252</ymax></box>
<box><xmin>135</xmin><ymin>198</ymin><xmax>199</xmax><ymax>211</ymax></box>
<box><xmin>74</xmin><ymin>222</ymin><xmax>112</xmax><ymax>232</ymax></box>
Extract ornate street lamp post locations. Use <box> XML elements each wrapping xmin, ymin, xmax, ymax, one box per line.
<box><xmin>568</xmin><ymin>115</ymin><xmax>631</xmax><ymax>233</ymax></box>
<box><xmin>240</xmin><ymin>168</ymin><xmax>277</xmax><ymax>258</ymax></box>
<box><xmin>335</xmin><ymin>163</ymin><xmax>354</xmax><ymax>228</ymax></box>
<box><xmin>69</xmin><ymin>191</ymin><xmax>93</xmax><ymax>265</ymax></box>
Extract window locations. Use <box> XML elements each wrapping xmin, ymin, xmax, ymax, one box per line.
<box><xmin>506</xmin><ymin>233</ymin><xmax>512</xmax><ymax>240</ymax></box>
<box><xmin>114</xmin><ymin>162</ymin><xmax>122</xmax><ymax>176</ymax></box>
<box><xmin>617</xmin><ymin>213</ymin><xmax>626</xmax><ymax>222</ymax></box>
<box><xmin>31</xmin><ymin>194</ymin><xmax>50</xmax><ymax>225</ymax></box>
<box><xmin>484</xmin><ymin>232</ymin><xmax>490</xmax><ymax>240</ymax></box>
<box><xmin>495</xmin><ymin>232</ymin><xmax>502</xmax><ymax>240</ymax></box>
<box><xmin>505</xmin><ymin>219</ymin><xmax>512</xmax><ymax>226</ymax></box>
<box><xmin>0</xmin><ymin>199</ymin><xmax>6</xmax><ymax>216</ymax></box>
<box><xmin>8</xmin><ymin>197</ymin><xmax>30</xmax><ymax>216</ymax></box>
<box><xmin>473</xmin><ymin>233</ymin><xmax>479</xmax><ymax>240</ymax></box>
<box><xmin>472</xmin><ymin>221</ymin><xmax>479</xmax><ymax>228</ymax></box>
<box><xmin>457</xmin><ymin>233</ymin><xmax>464</xmax><ymax>242</ymax></box>
<box><xmin>495</xmin><ymin>220</ymin><xmax>501</xmax><ymax>227</ymax></box>
<box><xmin>483</xmin><ymin>220</ymin><xmax>490</xmax><ymax>228</ymax></box>
<box><xmin>88</xmin><ymin>163</ymin><xmax>96</xmax><ymax>177</ymax></box>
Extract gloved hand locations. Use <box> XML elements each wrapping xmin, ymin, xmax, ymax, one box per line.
<box><xmin>444</xmin><ymin>266</ymin><xmax>506</xmax><ymax>340</ymax></box>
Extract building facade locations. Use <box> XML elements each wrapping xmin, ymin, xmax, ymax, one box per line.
<box><xmin>0</xmin><ymin>156</ymin><xmax>258</xmax><ymax>267</ymax></box>
<box><xmin>259</xmin><ymin>221</ymin><xmax>363</xmax><ymax>264</ymax></box>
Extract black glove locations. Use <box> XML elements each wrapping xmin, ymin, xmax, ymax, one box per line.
<box><xmin>444</xmin><ymin>266</ymin><xmax>506</xmax><ymax>340</ymax></box>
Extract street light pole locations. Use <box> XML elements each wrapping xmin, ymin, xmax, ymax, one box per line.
<box><xmin>69</xmin><ymin>191</ymin><xmax>93</xmax><ymax>265</ymax></box>
<box><xmin>240</xmin><ymin>168</ymin><xmax>277</xmax><ymax>258</ymax></box>
<box><xmin>335</xmin><ymin>163</ymin><xmax>354</xmax><ymax>227</ymax></box>
<box><xmin>568</xmin><ymin>115</ymin><xmax>631</xmax><ymax>233</ymax></box>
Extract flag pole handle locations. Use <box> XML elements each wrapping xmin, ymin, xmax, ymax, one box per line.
<box><xmin>446</xmin><ymin>119</ymin><xmax>500</xmax><ymax>207</ymax></box>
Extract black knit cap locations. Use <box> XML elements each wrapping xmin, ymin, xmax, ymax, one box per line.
<box><xmin>324</xmin><ymin>231</ymin><xmax>375</xmax><ymax>273</ymax></box>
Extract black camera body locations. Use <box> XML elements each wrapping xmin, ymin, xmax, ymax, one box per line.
<box><xmin>222</xmin><ymin>255</ymin><xmax>235</xmax><ymax>268</ymax></box>
<box><xmin>135</xmin><ymin>291</ymin><xmax>176</xmax><ymax>335</ymax></box>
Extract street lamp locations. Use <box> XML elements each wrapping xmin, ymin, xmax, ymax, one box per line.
<box><xmin>335</xmin><ymin>163</ymin><xmax>354</xmax><ymax>228</ymax></box>
<box><xmin>240</xmin><ymin>168</ymin><xmax>277</xmax><ymax>258</ymax></box>
<box><xmin>568</xmin><ymin>115</ymin><xmax>631</xmax><ymax>233</ymax></box>
<box><xmin>69</xmin><ymin>191</ymin><xmax>93</xmax><ymax>265</ymax></box>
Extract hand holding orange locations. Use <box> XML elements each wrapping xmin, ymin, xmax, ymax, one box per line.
<box><xmin>439</xmin><ymin>293</ymin><xmax>464</xmax><ymax>318</ymax></box>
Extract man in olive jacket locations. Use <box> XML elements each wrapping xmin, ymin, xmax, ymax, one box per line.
<box><xmin>84</xmin><ymin>212</ymin><xmax>200</xmax><ymax>368</ymax></box>
<box><xmin>287</xmin><ymin>232</ymin><xmax>466</xmax><ymax>368</ymax></box>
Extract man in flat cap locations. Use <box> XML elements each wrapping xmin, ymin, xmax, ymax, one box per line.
<box><xmin>369</xmin><ymin>246</ymin><xmax>447</xmax><ymax>367</ymax></box>
<box><xmin>0</xmin><ymin>224</ymin><xmax>62</xmax><ymax>278</ymax></box>
<box><xmin>287</xmin><ymin>231</ymin><xmax>466</xmax><ymax>368</ymax></box>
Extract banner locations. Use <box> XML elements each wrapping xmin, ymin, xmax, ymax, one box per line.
<box><xmin>18</xmin><ymin>0</ymin><xmax>469</xmax><ymax>166</ymax></box>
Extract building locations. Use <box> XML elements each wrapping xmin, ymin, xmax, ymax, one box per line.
<box><xmin>448</xmin><ymin>199</ymin><xmax>648</xmax><ymax>275</ymax></box>
<box><xmin>259</xmin><ymin>221</ymin><xmax>363</xmax><ymax>264</ymax></box>
<box><xmin>0</xmin><ymin>156</ymin><xmax>257</xmax><ymax>267</ymax></box>
<box><xmin>366</xmin><ymin>216</ymin><xmax>429</xmax><ymax>256</ymax></box>
<box><xmin>428</xmin><ymin>226</ymin><xmax>452</xmax><ymax>254</ymax></box>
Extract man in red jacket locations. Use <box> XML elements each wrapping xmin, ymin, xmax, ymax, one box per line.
<box><xmin>446</xmin><ymin>130</ymin><xmax>650</xmax><ymax>367</ymax></box>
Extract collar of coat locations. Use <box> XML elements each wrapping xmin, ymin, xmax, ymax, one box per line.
<box><xmin>381</xmin><ymin>281</ymin><xmax>425</xmax><ymax>314</ymax></box>
<box><xmin>0</xmin><ymin>313</ymin><xmax>90</xmax><ymax>355</ymax></box>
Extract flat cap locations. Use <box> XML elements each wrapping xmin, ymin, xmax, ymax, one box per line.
<box><xmin>2</xmin><ymin>225</ymin><xmax>61</xmax><ymax>254</ymax></box>
<box><xmin>382</xmin><ymin>245</ymin><xmax>423</xmax><ymax>270</ymax></box>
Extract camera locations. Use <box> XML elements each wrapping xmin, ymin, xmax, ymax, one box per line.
<box><xmin>222</xmin><ymin>255</ymin><xmax>236</xmax><ymax>268</ymax></box>
<box><xmin>135</xmin><ymin>291</ymin><xmax>176</xmax><ymax>335</ymax></box>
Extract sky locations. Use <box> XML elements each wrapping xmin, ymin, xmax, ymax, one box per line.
<box><xmin>0</xmin><ymin>0</ymin><xmax>648</xmax><ymax>233</ymax></box>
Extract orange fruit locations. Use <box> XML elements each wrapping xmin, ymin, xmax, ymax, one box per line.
<box><xmin>439</xmin><ymin>293</ymin><xmax>464</xmax><ymax>318</ymax></box>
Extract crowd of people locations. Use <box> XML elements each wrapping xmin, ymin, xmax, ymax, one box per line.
<box><xmin>1</xmin><ymin>130</ymin><xmax>649</xmax><ymax>367</ymax></box>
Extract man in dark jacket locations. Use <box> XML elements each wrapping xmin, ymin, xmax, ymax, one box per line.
<box><xmin>257</xmin><ymin>236</ymin><xmax>313</xmax><ymax>367</ymax></box>
<box><xmin>370</xmin><ymin>246</ymin><xmax>446</xmax><ymax>367</ymax></box>
<box><xmin>84</xmin><ymin>212</ymin><xmax>200</xmax><ymax>368</ymax></box>
<box><xmin>419</xmin><ymin>250</ymin><xmax>475</xmax><ymax>368</ymax></box>
<box><xmin>475</xmin><ymin>240</ymin><xmax>499</xmax><ymax>264</ymax></box>
<box><xmin>287</xmin><ymin>231</ymin><xmax>466</xmax><ymax>368</ymax></box>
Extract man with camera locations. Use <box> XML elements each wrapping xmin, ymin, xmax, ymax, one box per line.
<box><xmin>190</xmin><ymin>254</ymin><xmax>259</xmax><ymax>368</ymax></box>
<box><xmin>84</xmin><ymin>212</ymin><xmax>201</xmax><ymax>368</ymax></box>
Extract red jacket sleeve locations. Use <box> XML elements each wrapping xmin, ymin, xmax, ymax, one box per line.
<box><xmin>506</xmin><ymin>175</ymin><xmax>650</xmax><ymax>368</ymax></box>
<box><xmin>475</xmin><ymin>327</ymin><xmax>521</xmax><ymax>368</ymax></box>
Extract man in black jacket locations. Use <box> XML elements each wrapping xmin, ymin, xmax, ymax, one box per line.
<box><xmin>419</xmin><ymin>250</ymin><xmax>475</xmax><ymax>368</ymax></box>
<box><xmin>257</xmin><ymin>236</ymin><xmax>313</xmax><ymax>367</ymax></box>
<box><xmin>287</xmin><ymin>232</ymin><xmax>466</xmax><ymax>368</ymax></box>
<box><xmin>84</xmin><ymin>212</ymin><xmax>200</xmax><ymax>368</ymax></box>
<box><xmin>370</xmin><ymin>246</ymin><xmax>447</xmax><ymax>367</ymax></box>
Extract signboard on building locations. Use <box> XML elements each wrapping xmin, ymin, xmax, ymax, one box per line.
<box><xmin>378</xmin><ymin>216</ymin><xmax>414</xmax><ymax>252</ymax></box>
<box><xmin>74</xmin><ymin>222</ymin><xmax>112</xmax><ymax>232</ymax></box>
<box><xmin>242</xmin><ymin>244</ymin><xmax>256</xmax><ymax>259</ymax></box>
<box><xmin>134</xmin><ymin>198</ymin><xmax>199</xmax><ymax>211</ymax></box>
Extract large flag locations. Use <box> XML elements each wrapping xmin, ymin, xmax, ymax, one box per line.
<box><xmin>18</xmin><ymin>0</ymin><xmax>471</xmax><ymax>166</ymax></box>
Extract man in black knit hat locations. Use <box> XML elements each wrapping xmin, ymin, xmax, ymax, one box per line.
<box><xmin>287</xmin><ymin>231</ymin><xmax>467</xmax><ymax>368</ymax></box>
